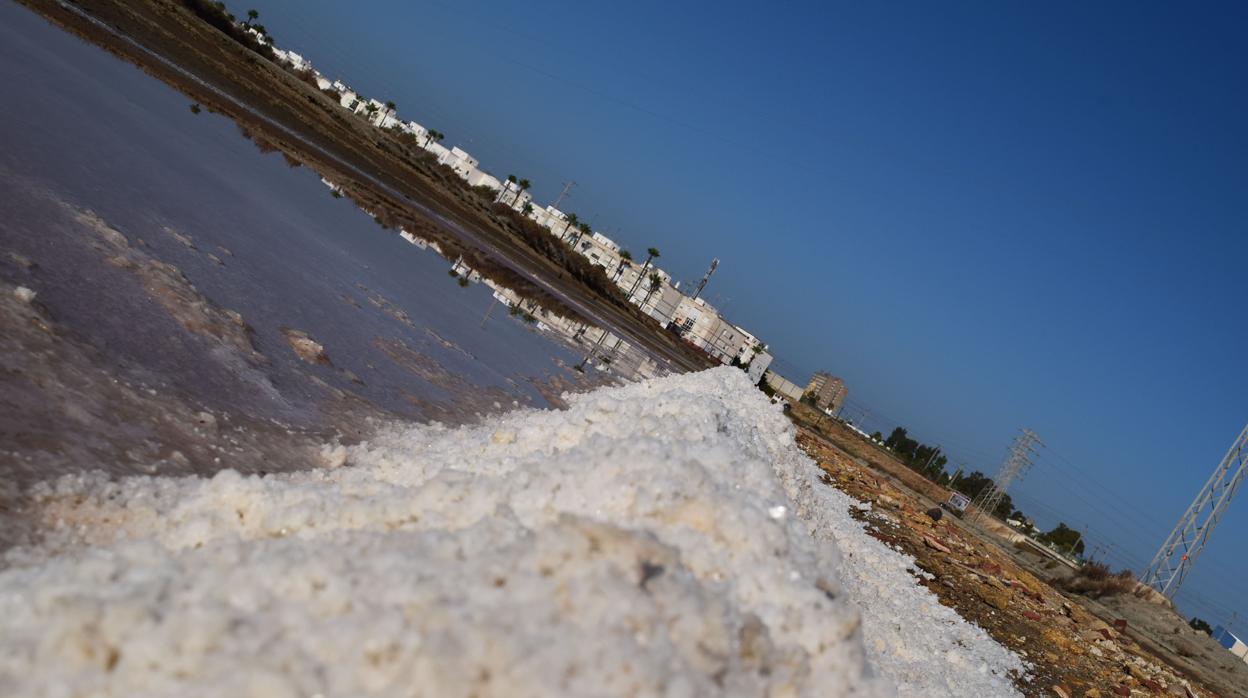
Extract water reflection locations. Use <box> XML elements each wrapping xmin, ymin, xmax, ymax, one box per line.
<box><xmin>0</xmin><ymin>1</ymin><xmax>660</xmax><ymax>490</ymax></box>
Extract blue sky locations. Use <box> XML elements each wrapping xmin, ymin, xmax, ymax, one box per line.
<box><xmin>242</xmin><ymin>0</ymin><xmax>1247</xmax><ymax>623</ymax></box>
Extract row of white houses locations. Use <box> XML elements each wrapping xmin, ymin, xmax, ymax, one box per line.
<box><xmin>277</xmin><ymin>38</ymin><xmax>774</xmax><ymax>380</ymax></box>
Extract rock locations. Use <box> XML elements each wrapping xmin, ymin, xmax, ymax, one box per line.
<box><xmin>6</xmin><ymin>251</ymin><xmax>35</xmax><ymax>269</ymax></box>
<box><xmin>282</xmin><ymin>328</ymin><xmax>330</xmax><ymax>365</ymax></box>
<box><xmin>1112</xmin><ymin>686</ymin><xmax>1130</xmax><ymax>697</ymax></box>
<box><xmin>1024</xmin><ymin>610</ymin><xmax>1043</xmax><ymax>622</ymax></box>
<box><xmin>1041</xmin><ymin>627</ymin><xmax>1072</xmax><ymax>650</ymax></box>
<box><xmin>922</xmin><ymin>535</ymin><xmax>951</xmax><ymax>554</ymax></box>
<box><xmin>1113</xmin><ymin>619</ymin><xmax>1128</xmax><ymax>631</ymax></box>
<box><xmin>1053</xmin><ymin>685</ymin><xmax>1072</xmax><ymax>698</ymax></box>
<box><xmin>925</xmin><ymin>506</ymin><xmax>943</xmax><ymax>522</ymax></box>
<box><xmin>976</xmin><ymin>585</ymin><xmax>1011</xmax><ymax>610</ymax></box>
<box><xmin>319</xmin><ymin>444</ymin><xmax>348</xmax><ymax>469</ymax></box>
<box><xmin>13</xmin><ymin>286</ymin><xmax>35</xmax><ymax>303</ymax></box>
<box><xmin>1083</xmin><ymin>689</ymin><xmax>1101</xmax><ymax>698</ymax></box>
<box><xmin>165</xmin><ymin>226</ymin><xmax>197</xmax><ymax>249</ymax></box>
<box><xmin>194</xmin><ymin>411</ymin><xmax>217</xmax><ymax>431</ymax></box>
<box><xmin>1043</xmin><ymin>652</ymin><xmax>1059</xmax><ymax>664</ymax></box>
<box><xmin>1125</xmin><ymin>663</ymin><xmax>1149</xmax><ymax>681</ymax></box>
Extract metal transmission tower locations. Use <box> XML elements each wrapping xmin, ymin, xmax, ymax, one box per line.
<box><xmin>551</xmin><ymin>180</ymin><xmax>576</xmax><ymax>209</ymax></box>
<box><xmin>690</xmin><ymin>258</ymin><xmax>719</xmax><ymax>300</ymax></box>
<box><xmin>1144</xmin><ymin>423</ymin><xmax>1248</xmax><ymax>598</ymax></box>
<box><xmin>971</xmin><ymin>429</ymin><xmax>1042</xmax><ymax>522</ymax></box>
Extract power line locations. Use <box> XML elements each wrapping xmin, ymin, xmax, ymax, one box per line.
<box><xmin>971</xmin><ymin>429</ymin><xmax>1041</xmax><ymax>523</ymax></box>
<box><xmin>1144</xmin><ymin>423</ymin><xmax>1248</xmax><ymax>599</ymax></box>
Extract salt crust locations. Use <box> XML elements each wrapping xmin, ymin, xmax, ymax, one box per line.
<box><xmin>0</xmin><ymin>368</ymin><xmax>1023</xmax><ymax>697</ymax></box>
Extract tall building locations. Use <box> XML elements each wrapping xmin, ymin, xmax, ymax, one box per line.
<box><xmin>804</xmin><ymin>371</ymin><xmax>847</xmax><ymax>413</ymax></box>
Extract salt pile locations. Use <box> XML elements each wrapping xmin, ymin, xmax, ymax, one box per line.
<box><xmin>0</xmin><ymin>368</ymin><xmax>1023</xmax><ymax>697</ymax></box>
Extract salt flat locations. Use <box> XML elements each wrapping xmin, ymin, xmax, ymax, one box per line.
<box><xmin>0</xmin><ymin>368</ymin><xmax>1023</xmax><ymax>697</ymax></box>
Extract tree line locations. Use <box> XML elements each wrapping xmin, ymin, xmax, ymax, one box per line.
<box><xmin>875</xmin><ymin>426</ymin><xmax>1024</xmax><ymax>523</ymax></box>
<box><xmin>872</xmin><ymin>425</ymin><xmax>1100</xmax><ymax>560</ymax></box>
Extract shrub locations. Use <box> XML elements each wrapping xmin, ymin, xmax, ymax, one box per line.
<box><xmin>470</xmin><ymin>184</ymin><xmax>499</xmax><ymax>200</ymax></box>
<box><xmin>1056</xmin><ymin>562</ymin><xmax>1136</xmax><ymax>598</ymax></box>
<box><xmin>179</xmin><ymin>0</ymin><xmax>275</xmax><ymax>60</ymax></box>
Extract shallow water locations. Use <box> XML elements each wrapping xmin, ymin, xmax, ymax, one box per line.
<box><xmin>0</xmin><ymin>1</ymin><xmax>651</xmax><ymax>439</ymax></box>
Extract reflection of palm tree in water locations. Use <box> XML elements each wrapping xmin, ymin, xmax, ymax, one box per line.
<box><xmin>577</xmin><ymin>328</ymin><xmax>612</xmax><ymax>371</ymax></box>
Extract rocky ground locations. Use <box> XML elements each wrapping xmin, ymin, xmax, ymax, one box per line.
<box><xmin>795</xmin><ymin>420</ymin><xmax>1242</xmax><ymax>698</ymax></box>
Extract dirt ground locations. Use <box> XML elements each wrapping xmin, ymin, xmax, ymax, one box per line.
<box><xmin>795</xmin><ymin>413</ymin><xmax>1246</xmax><ymax>697</ymax></box>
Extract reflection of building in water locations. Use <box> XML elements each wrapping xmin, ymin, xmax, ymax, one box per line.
<box><xmin>274</xmin><ymin>36</ymin><xmax>775</xmax><ymax>381</ymax></box>
<box><xmin>450</xmin><ymin>259</ymin><xmax>667</xmax><ymax>382</ymax></box>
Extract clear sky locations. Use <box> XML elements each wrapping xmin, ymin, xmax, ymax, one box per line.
<box><xmin>241</xmin><ymin>0</ymin><xmax>1247</xmax><ymax>625</ymax></box>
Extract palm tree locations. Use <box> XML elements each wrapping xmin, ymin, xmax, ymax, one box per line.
<box><xmin>245</xmin><ymin>9</ymin><xmax>258</xmax><ymax>26</ymax></box>
<box><xmin>384</xmin><ymin>100</ymin><xmax>396</xmax><ymax>112</ymax></box>
<box><xmin>613</xmin><ymin>250</ymin><xmax>633</xmax><ymax>282</ymax></box>
<box><xmin>501</xmin><ymin>174</ymin><xmax>517</xmax><ymax>202</ymax></box>
<box><xmin>521</xmin><ymin>202</ymin><xmax>534</xmax><ymax>215</ymax></box>
<box><xmin>560</xmin><ymin>213</ymin><xmax>580</xmax><ymax>241</ymax></box>
<box><xmin>423</xmin><ymin>129</ymin><xmax>444</xmax><ymax>147</ymax></box>
<box><xmin>573</xmin><ymin>222</ymin><xmax>592</xmax><ymax>247</ymax></box>
<box><xmin>641</xmin><ymin>272</ymin><xmax>662</xmax><ymax>306</ymax></box>
<box><xmin>512</xmin><ymin>178</ymin><xmax>531</xmax><ymax>206</ymax></box>
<box><xmin>627</xmin><ymin>247</ymin><xmax>661</xmax><ymax>300</ymax></box>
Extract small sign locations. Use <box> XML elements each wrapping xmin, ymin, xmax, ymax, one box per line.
<box><xmin>946</xmin><ymin>492</ymin><xmax>971</xmax><ymax>513</ymax></box>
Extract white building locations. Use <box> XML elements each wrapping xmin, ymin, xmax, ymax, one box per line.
<box><xmin>425</xmin><ymin>141</ymin><xmax>451</xmax><ymax>160</ymax></box>
<box><xmin>746</xmin><ymin>351</ymin><xmax>773</xmax><ymax>386</ymax></box>
<box><xmin>437</xmin><ymin>146</ymin><xmax>480</xmax><ymax>178</ymax></box>
<box><xmin>496</xmin><ymin>181</ymin><xmax>533</xmax><ymax>210</ymax></box>
<box><xmin>338</xmin><ymin>89</ymin><xmax>361</xmax><ymax>112</ymax></box>
<box><xmin>526</xmin><ymin>205</ymin><xmax>568</xmax><ymax>233</ymax></box>
<box><xmin>637</xmin><ymin>277</ymin><xmax>682</xmax><ymax>327</ymax></box>
<box><xmin>271</xmin><ymin>47</ymin><xmax>311</xmax><ymax>72</ymax></box>
<box><xmin>362</xmin><ymin>99</ymin><xmax>398</xmax><ymax>129</ymax></box>
<box><xmin>667</xmin><ymin>296</ymin><xmax>751</xmax><ymax>365</ymax></box>
<box><xmin>764</xmin><ymin>370</ymin><xmax>804</xmax><ymax>402</ymax></box>
<box><xmin>465</xmin><ymin>169</ymin><xmax>501</xmax><ymax>192</ymax></box>
<box><xmin>399</xmin><ymin>120</ymin><xmax>428</xmax><ymax>143</ymax></box>
<box><xmin>243</xmin><ymin>26</ymin><xmax>270</xmax><ymax>46</ymax></box>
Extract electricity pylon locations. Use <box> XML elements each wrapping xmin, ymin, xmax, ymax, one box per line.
<box><xmin>552</xmin><ymin>180</ymin><xmax>576</xmax><ymax>209</ymax></box>
<box><xmin>1144</xmin><ymin>423</ymin><xmax>1248</xmax><ymax>598</ymax></box>
<box><xmin>971</xmin><ymin>429</ymin><xmax>1041</xmax><ymax>522</ymax></box>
